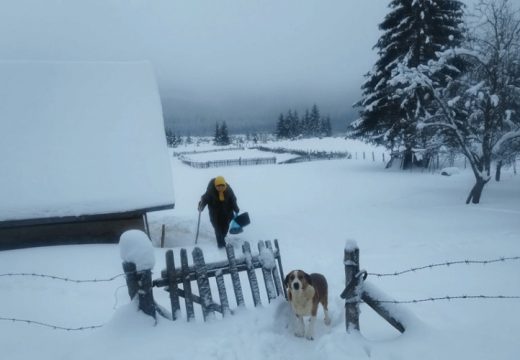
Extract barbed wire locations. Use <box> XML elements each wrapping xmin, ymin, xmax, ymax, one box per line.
<box><xmin>0</xmin><ymin>317</ymin><xmax>103</xmax><ymax>331</ymax></box>
<box><xmin>371</xmin><ymin>294</ymin><xmax>520</xmax><ymax>304</ymax></box>
<box><xmin>0</xmin><ymin>272</ymin><xmax>125</xmax><ymax>283</ymax></box>
<box><xmin>367</xmin><ymin>256</ymin><xmax>520</xmax><ymax>277</ymax></box>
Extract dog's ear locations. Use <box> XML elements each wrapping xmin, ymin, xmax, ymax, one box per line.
<box><xmin>284</xmin><ymin>273</ymin><xmax>291</xmax><ymax>288</ymax></box>
<box><xmin>304</xmin><ymin>272</ymin><xmax>312</xmax><ymax>286</ymax></box>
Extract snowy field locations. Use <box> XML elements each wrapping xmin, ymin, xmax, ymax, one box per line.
<box><xmin>1</xmin><ymin>137</ymin><xmax>519</xmax><ymax>360</ymax></box>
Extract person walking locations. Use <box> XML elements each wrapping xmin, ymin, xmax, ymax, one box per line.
<box><xmin>198</xmin><ymin>176</ymin><xmax>240</xmax><ymax>248</ymax></box>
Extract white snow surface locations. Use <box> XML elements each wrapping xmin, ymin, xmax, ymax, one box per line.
<box><xmin>0</xmin><ymin>61</ymin><xmax>175</xmax><ymax>221</ymax></box>
<box><xmin>0</xmin><ymin>137</ymin><xmax>519</xmax><ymax>360</ymax></box>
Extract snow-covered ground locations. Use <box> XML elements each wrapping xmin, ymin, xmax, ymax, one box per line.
<box><xmin>1</xmin><ymin>137</ymin><xmax>519</xmax><ymax>360</ymax></box>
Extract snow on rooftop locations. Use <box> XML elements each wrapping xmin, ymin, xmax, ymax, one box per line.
<box><xmin>0</xmin><ymin>61</ymin><xmax>175</xmax><ymax>222</ymax></box>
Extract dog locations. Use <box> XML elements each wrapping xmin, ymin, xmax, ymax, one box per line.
<box><xmin>284</xmin><ymin>270</ymin><xmax>331</xmax><ymax>340</ymax></box>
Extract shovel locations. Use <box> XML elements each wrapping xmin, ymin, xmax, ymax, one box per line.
<box><xmin>195</xmin><ymin>209</ymin><xmax>202</xmax><ymax>244</ymax></box>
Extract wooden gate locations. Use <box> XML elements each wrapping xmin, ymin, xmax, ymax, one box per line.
<box><xmin>152</xmin><ymin>239</ymin><xmax>286</xmax><ymax>321</ymax></box>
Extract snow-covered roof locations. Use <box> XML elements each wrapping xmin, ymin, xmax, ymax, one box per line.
<box><xmin>0</xmin><ymin>61</ymin><xmax>175</xmax><ymax>223</ymax></box>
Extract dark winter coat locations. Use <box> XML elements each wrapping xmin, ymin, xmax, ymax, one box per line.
<box><xmin>199</xmin><ymin>178</ymin><xmax>239</xmax><ymax>232</ymax></box>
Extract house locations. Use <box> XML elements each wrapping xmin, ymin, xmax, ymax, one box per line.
<box><xmin>0</xmin><ymin>61</ymin><xmax>175</xmax><ymax>250</ymax></box>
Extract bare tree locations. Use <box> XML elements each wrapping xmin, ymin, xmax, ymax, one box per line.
<box><xmin>390</xmin><ymin>0</ymin><xmax>520</xmax><ymax>203</ymax></box>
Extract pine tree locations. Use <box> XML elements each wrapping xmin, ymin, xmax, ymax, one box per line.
<box><xmin>213</xmin><ymin>122</ymin><xmax>221</xmax><ymax>145</ymax></box>
<box><xmin>220</xmin><ymin>121</ymin><xmax>231</xmax><ymax>145</ymax></box>
<box><xmin>321</xmin><ymin>116</ymin><xmax>332</xmax><ymax>137</ymax></box>
<box><xmin>353</xmin><ymin>0</ymin><xmax>465</xmax><ymax>168</ymax></box>
<box><xmin>276</xmin><ymin>113</ymin><xmax>287</xmax><ymax>139</ymax></box>
<box><xmin>309</xmin><ymin>104</ymin><xmax>321</xmax><ymax>137</ymax></box>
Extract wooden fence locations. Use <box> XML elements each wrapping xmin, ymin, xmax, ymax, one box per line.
<box><xmin>179</xmin><ymin>156</ymin><xmax>277</xmax><ymax>169</ymax></box>
<box><xmin>173</xmin><ymin>146</ymin><xmax>244</xmax><ymax>157</ymax></box>
<box><xmin>255</xmin><ymin>146</ymin><xmax>349</xmax><ymax>164</ymax></box>
<box><xmin>122</xmin><ymin>240</ymin><xmax>285</xmax><ymax>322</ymax></box>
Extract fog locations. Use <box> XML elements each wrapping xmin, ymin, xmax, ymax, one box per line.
<box><xmin>0</xmin><ymin>1</ymin><xmax>472</xmax><ymax>135</ymax></box>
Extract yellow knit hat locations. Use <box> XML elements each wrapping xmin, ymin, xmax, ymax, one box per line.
<box><xmin>214</xmin><ymin>176</ymin><xmax>226</xmax><ymax>187</ymax></box>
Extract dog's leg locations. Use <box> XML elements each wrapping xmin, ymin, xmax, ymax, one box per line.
<box><xmin>322</xmin><ymin>296</ymin><xmax>331</xmax><ymax>325</ymax></box>
<box><xmin>305</xmin><ymin>316</ymin><xmax>316</xmax><ymax>340</ymax></box>
<box><xmin>295</xmin><ymin>315</ymin><xmax>305</xmax><ymax>337</ymax></box>
<box><xmin>324</xmin><ymin>309</ymin><xmax>331</xmax><ymax>326</ymax></box>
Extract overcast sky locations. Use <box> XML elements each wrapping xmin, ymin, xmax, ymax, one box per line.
<box><xmin>0</xmin><ymin>0</ymin><xmax>474</xmax><ymax>134</ymax></box>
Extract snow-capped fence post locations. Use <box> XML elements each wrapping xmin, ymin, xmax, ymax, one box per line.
<box><xmin>119</xmin><ymin>230</ymin><xmax>157</xmax><ymax>320</ymax></box>
<box><xmin>342</xmin><ymin>240</ymin><xmax>361</xmax><ymax>332</ymax></box>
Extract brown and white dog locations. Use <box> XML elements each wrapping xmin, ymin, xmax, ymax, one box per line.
<box><xmin>284</xmin><ymin>270</ymin><xmax>331</xmax><ymax>340</ymax></box>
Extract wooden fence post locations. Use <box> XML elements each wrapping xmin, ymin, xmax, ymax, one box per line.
<box><xmin>122</xmin><ymin>261</ymin><xmax>138</xmax><ymax>300</ymax></box>
<box><xmin>343</xmin><ymin>241</ymin><xmax>360</xmax><ymax>332</ymax></box>
<box><xmin>361</xmin><ymin>292</ymin><xmax>405</xmax><ymax>333</ymax></box>
<box><xmin>267</xmin><ymin>240</ymin><xmax>285</xmax><ymax>298</ymax></box>
<box><xmin>160</xmin><ymin>224</ymin><xmax>166</xmax><ymax>248</ymax></box>
<box><xmin>122</xmin><ymin>261</ymin><xmax>156</xmax><ymax>320</ymax></box>
<box><xmin>242</xmin><ymin>241</ymin><xmax>262</xmax><ymax>307</ymax></box>
<box><xmin>226</xmin><ymin>244</ymin><xmax>246</xmax><ymax>307</ymax></box>
<box><xmin>165</xmin><ymin>250</ymin><xmax>180</xmax><ymax>320</ymax></box>
<box><xmin>193</xmin><ymin>247</ymin><xmax>215</xmax><ymax>321</ymax></box>
<box><xmin>258</xmin><ymin>241</ymin><xmax>277</xmax><ymax>302</ymax></box>
<box><xmin>180</xmin><ymin>248</ymin><xmax>195</xmax><ymax>321</ymax></box>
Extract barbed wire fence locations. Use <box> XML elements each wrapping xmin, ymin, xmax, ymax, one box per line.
<box><xmin>367</xmin><ymin>256</ymin><xmax>520</xmax><ymax>278</ymax></box>
<box><xmin>0</xmin><ymin>272</ymin><xmax>125</xmax><ymax>330</ymax></box>
<box><xmin>0</xmin><ymin>272</ymin><xmax>125</xmax><ymax>282</ymax></box>
<box><xmin>2</xmin><ymin>255</ymin><xmax>520</xmax><ymax>330</ymax></box>
<box><xmin>359</xmin><ymin>256</ymin><xmax>520</xmax><ymax>305</ymax></box>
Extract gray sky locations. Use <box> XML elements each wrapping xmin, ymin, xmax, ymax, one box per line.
<box><xmin>0</xmin><ymin>0</ymin><xmax>473</xmax><ymax>134</ymax></box>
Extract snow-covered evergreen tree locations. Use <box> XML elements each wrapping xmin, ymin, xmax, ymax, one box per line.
<box><xmin>219</xmin><ymin>121</ymin><xmax>231</xmax><ymax>145</ymax></box>
<box><xmin>390</xmin><ymin>0</ymin><xmax>520</xmax><ymax>203</ymax></box>
<box><xmin>213</xmin><ymin>121</ymin><xmax>230</xmax><ymax>145</ymax></box>
<box><xmin>309</xmin><ymin>104</ymin><xmax>321</xmax><ymax>136</ymax></box>
<box><xmin>352</xmin><ymin>0</ymin><xmax>465</xmax><ymax>168</ymax></box>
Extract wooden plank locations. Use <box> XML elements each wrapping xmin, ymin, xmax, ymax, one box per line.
<box><xmin>136</xmin><ymin>269</ymin><xmax>156</xmax><ymax>320</ymax></box>
<box><xmin>192</xmin><ymin>247</ymin><xmax>215</xmax><ymax>321</ymax></box>
<box><xmin>165</xmin><ymin>250</ymin><xmax>180</xmax><ymax>320</ymax></box>
<box><xmin>226</xmin><ymin>244</ymin><xmax>245</xmax><ymax>307</ymax></box>
<box><xmin>266</xmin><ymin>240</ymin><xmax>284</xmax><ymax>297</ymax></box>
<box><xmin>274</xmin><ymin>239</ymin><xmax>287</xmax><ymax>299</ymax></box>
<box><xmin>361</xmin><ymin>291</ymin><xmax>405</xmax><ymax>333</ymax></box>
<box><xmin>180</xmin><ymin>248</ymin><xmax>195</xmax><ymax>322</ymax></box>
<box><xmin>258</xmin><ymin>241</ymin><xmax>277</xmax><ymax>302</ymax></box>
<box><xmin>242</xmin><ymin>241</ymin><xmax>261</xmax><ymax>307</ymax></box>
<box><xmin>122</xmin><ymin>261</ymin><xmax>138</xmax><ymax>300</ymax></box>
<box><xmin>215</xmin><ymin>270</ymin><xmax>231</xmax><ymax>316</ymax></box>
